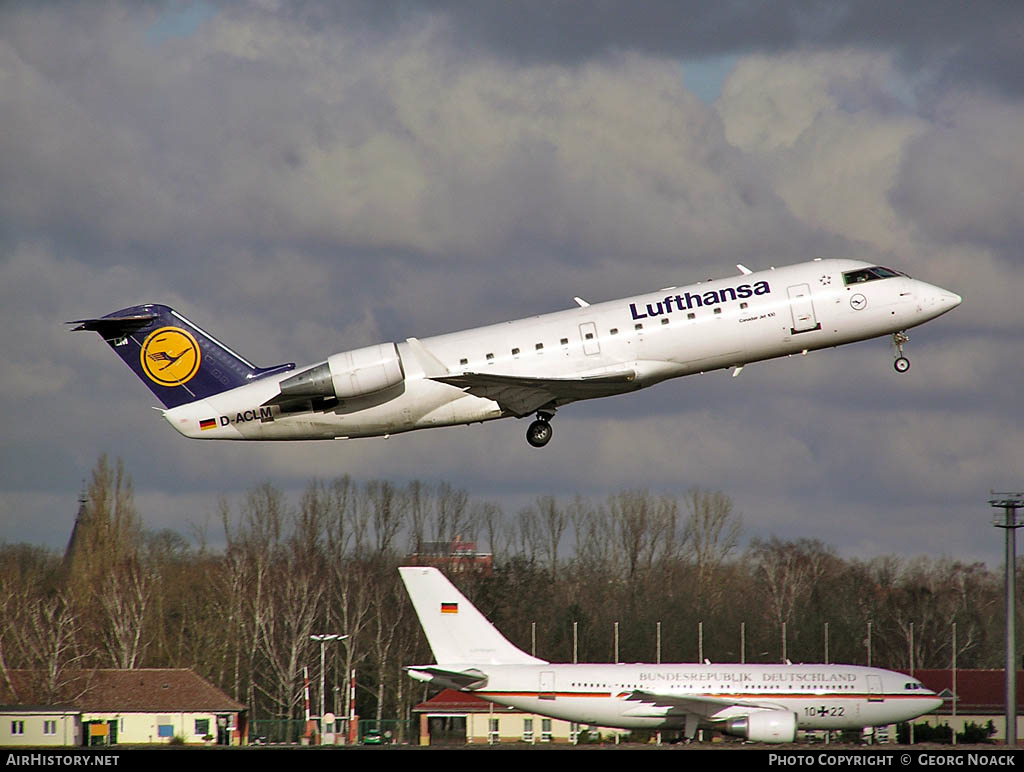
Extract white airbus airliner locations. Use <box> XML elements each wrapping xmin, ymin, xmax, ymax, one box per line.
<box><xmin>400</xmin><ymin>566</ymin><xmax>942</xmax><ymax>743</ymax></box>
<box><xmin>72</xmin><ymin>258</ymin><xmax>960</xmax><ymax>447</ymax></box>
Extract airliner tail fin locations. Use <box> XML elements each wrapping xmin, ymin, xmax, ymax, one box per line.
<box><xmin>399</xmin><ymin>566</ymin><xmax>546</xmax><ymax>666</ymax></box>
<box><xmin>70</xmin><ymin>304</ymin><xmax>294</xmax><ymax>409</ymax></box>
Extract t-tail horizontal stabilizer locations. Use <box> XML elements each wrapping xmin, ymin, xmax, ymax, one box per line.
<box><xmin>70</xmin><ymin>304</ymin><xmax>294</xmax><ymax>409</ymax></box>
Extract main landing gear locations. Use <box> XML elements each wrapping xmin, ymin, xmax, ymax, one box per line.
<box><xmin>892</xmin><ymin>331</ymin><xmax>911</xmax><ymax>373</ymax></box>
<box><xmin>526</xmin><ymin>411</ymin><xmax>555</xmax><ymax>448</ymax></box>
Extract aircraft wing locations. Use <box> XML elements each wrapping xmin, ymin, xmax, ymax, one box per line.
<box><xmin>621</xmin><ymin>689</ymin><xmax>787</xmax><ymax>718</ymax></box>
<box><xmin>430</xmin><ymin>370</ymin><xmax>638</xmax><ymax>418</ymax></box>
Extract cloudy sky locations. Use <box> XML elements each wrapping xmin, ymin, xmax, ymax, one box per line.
<box><xmin>1</xmin><ymin>1</ymin><xmax>1021</xmax><ymax>564</ymax></box>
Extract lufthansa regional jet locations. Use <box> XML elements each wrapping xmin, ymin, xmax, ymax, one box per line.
<box><xmin>399</xmin><ymin>566</ymin><xmax>943</xmax><ymax>742</ymax></box>
<box><xmin>72</xmin><ymin>258</ymin><xmax>960</xmax><ymax>447</ymax></box>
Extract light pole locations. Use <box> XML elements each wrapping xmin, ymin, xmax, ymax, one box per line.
<box><xmin>310</xmin><ymin>633</ymin><xmax>348</xmax><ymax>742</ymax></box>
<box><xmin>990</xmin><ymin>492</ymin><xmax>1024</xmax><ymax>746</ymax></box>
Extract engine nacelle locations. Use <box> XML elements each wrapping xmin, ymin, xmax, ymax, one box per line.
<box><xmin>722</xmin><ymin>710</ymin><xmax>797</xmax><ymax>743</ymax></box>
<box><xmin>275</xmin><ymin>343</ymin><xmax>405</xmax><ymax>403</ymax></box>
<box><xmin>327</xmin><ymin>343</ymin><xmax>405</xmax><ymax>399</ymax></box>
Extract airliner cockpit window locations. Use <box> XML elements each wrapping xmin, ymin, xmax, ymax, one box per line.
<box><xmin>843</xmin><ymin>266</ymin><xmax>907</xmax><ymax>286</ymax></box>
<box><xmin>843</xmin><ymin>269</ymin><xmax>879</xmax><ymax>285</ymax></box>
<box><xmin>873</xmin><ymin>266</ymin><xmax>907</xmax><ymax>278</ymax></box>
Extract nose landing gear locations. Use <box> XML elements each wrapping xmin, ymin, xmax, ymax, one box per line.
<box><xmin>526</xmin><ymin>411</ymin><xmax>555</xmax><ymax>448</ymax></box>
<box><xmin>893</xmin><ymin>331</ymin><xmax>910</xmax><ymax>373</ymax></box>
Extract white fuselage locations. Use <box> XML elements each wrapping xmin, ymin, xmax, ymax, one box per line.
<box><xmin>162</xmin><ymin>259</ymin><xmax>960</xmax><ymax>440</ymax></box>
<box><xmin>415</xmin><ymin>662</ymin><xmax>942</xmax><ymax>732</ymax></box>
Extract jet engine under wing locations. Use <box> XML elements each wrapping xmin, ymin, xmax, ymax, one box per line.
<box><xmin>623</xmin><ymin>690</ymin><xmax>799</xmax><ymax>743</ymax></box>
<box><xmin>430</xmin><ymin>370</ymin><xmax>639</xmax><ymax>418</ymax></box>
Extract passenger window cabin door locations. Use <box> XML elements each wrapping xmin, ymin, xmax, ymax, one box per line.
<box><xmin>787</xmin><ymin>283</ymin><xmax>822</xmax><ymax>334</ymax></box>
<box><xmin>579</xmin><ymin>322</ymin><xmax>600</xmax><ymax>356</ymax></box>
<box><xmin>866</xmin><ymin>675</ymin><xmax>884</xmax><ymax>702</ymax></box>
<box><xmin>539</xmin><ymin>670</ymin><xmax>556</xmax><ymax>700</ymax></box>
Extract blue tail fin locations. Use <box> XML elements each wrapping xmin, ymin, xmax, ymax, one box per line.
<box><xmin>70</xmin><ymin>304</ymin><xmax>294</xmax><ymax>408</ymax></box>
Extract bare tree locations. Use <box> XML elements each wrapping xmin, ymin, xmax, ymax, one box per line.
<box><xmin>607</xmin><ymin>490</ymin><xmax>678</xmax><ymax>584</ymax></box>
<box><xmin>15</xmin><ymin>590</ymin><xmax>91</xmax><ymax>703</ymax></box>
<box><xmin>873</xmin><ymin>557</ymin><xmax>994</xmax><ymax>669</ymax></box>
<box><xmin>476</xmin><ymin>501</ymin><xmax>507</xmax><ymax>567</ymax></box>
<box><xmin>536</xmin><ymin>495</ymin><xmax>567</xmax><ymax>580</ymax></box>
<box><xmin>404</xmin><ymin>480</ymin><xmax>430</xmax><ymax>555</ymax></box>
<box><xmin>222</xmin><ymin>487</ymin><xmax>282</xmax><ymax>718</ymax></box>
<box><xmin>329</xmin><ymin>560</ymin><xmax>376</xmax><ymax>720</ymax></box>
<box><xmin>570</xmin><ymin>497</ymin><xmax>616</xmax><ymax>577</ymax></box>
<box><xmin>97</xmin><ymin>557</ymin><xmax>153</xmax><ymax>669</ymax></box>
<box><xmin>748</xmin><ymin>537</ymin><xmax>835</xmax><ymax>637</ymax></box>
<box><xmin>65</xmin><ymin>456</ymin><xmax>152</xmax><ymax>668</ymax></box>
<box><xmin>434</xmin><ymin>483</ymin><xmax>470</xmax><ymax>545</ymax></box>
<box><xmin>323</xmin><ymin>476</ymin><xmax>355</xmax><ymax>559</ymax></box>
<box><xmin>368</xmin><ymin>480</ymin><xmax>405</xmax><ymax>556</ymax></box>
<box><xmin>295</xmin><ymin>480</ymin><xmax>331</xmax><ymax>560</ymax></box>
<box><xmin>516</xmin><ymin>507</ymin><xmax>542</xmax><ymax>564</ymax></box>
<box><xmin>683</xmin><ymin>489</ymin><xmax>742</xmax><ymax>612</ymax></box>
<box><xmin>369</xmin><ymin>569</ymin><xmax>406</xmax><ymax>724</ymax></box>
<box><xmin>255</xmin><ymin>558</ymin><xmax>325</xmax><ymax>718</ymax></box>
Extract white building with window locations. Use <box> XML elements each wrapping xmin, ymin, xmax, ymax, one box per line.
<box><xmin>0</xmin><ymin>708</ymin><xmax>81</xmax><ymax>747</ymax></box>
<box><xmin>412</xmin><ymin>689</ymin><xmax>625</xmax><ymax>745</ymax></box>
<box><xmin>1</xmin><ymin>669</ymin><xmax>246</xmax><ymax>746</ymax></box>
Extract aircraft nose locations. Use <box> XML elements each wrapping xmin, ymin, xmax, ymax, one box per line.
<box><xmin>901</xmin><ymin>695</ymin><xmax>944</xmax><ymax>721</ymax></box>
<box><xmin>915</xmin><ymin>281</ymin><xmax>962</xmax><ymax>318</ymax></box>
<box><xmin>932</xmin><ymin>285</ymin><xmax>961</xmax><ymax>308</ymax></box>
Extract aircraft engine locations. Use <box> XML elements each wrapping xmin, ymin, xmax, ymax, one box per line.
<box><xmin>722</xmin><ymin>710</ymin><xmax>797</xmax><ymax>743</ymax></box>
<box><xmin>275</xmin><ymin>343</ymin><xmax>405</xmax><ymax>403</ymax></box>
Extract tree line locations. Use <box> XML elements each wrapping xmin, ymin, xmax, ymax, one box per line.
<box><xmin>0</xmin><ymin>455</ymin><xmax>1010</xmax><ymax>728</ymax></box>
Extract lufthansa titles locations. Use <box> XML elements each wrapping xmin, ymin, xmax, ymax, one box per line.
<box><xmin>629</xmin><ymin>281</ymin><xmax>771</xmax><ymax>320</ymax></box>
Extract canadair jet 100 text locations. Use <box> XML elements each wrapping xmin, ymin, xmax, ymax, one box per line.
<box><xmin>72</xmin><ymin>258</ymin><xmax>960</xmax><ymax>447</ymax></box>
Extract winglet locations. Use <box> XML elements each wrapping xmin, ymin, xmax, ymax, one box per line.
<box><xmin>573</xmin><ymin>296</ymin><xmax>590</xmax><ymax>308</ymax></box>
<box><xmin>736</xmin><ymin>264</ymin><xmax>752</xmax><ymax>275</ymax></box>
<box><xmin>405</xmin><ymin>337</ymin><xmax>450</xmax><ymax>378</ymax></box>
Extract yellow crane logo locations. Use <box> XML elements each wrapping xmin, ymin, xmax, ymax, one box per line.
<box><xmin>139</xmin><ymin>327</ymin><xmax>201</xmax><ymax>387</ymax></box>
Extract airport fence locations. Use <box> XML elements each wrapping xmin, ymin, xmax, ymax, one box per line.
<box><xmin>249</xmin><ymin>719</ymin><xmax>307</xmax><ymax>745</ymax></box>
<box><xmin>357</xmin><ymin>718</ymin><xmax>418</xmax><ymax>745</ymax></box>
<box><xmin>248</xmin><ymin>718</ymin><xmax>417</xmax><ymax>745</ymax></box>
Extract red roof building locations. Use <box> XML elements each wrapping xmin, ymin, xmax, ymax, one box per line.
<box><xmin>0</xmin><ymin>669</ymin><xmax>247</xmax><ymax>746</ymax></box>
<box><xmin>406</xmin><ymin>540</ymin><xmax>493</xmax><ymax>574</ymax></box>
<box><xmin>905</xmin><ymin>669</ymin><xmax>1021</xmax><ymax>742</ymax></box>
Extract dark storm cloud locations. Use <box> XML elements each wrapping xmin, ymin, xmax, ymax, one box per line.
<box><xmin>891</xmin><ymin>94</ymin><xmax>1024</xmax><ymax>253</ymax></box>
<box><xmin>287</xmin><ymin>0</ymin><xmax>1024</xmax><ymax>94</ymax></box>
<box><xmin>0</xmin><ymin>2</ymin><xmax>832</xmax><ymax>337</ymax></box>
<box><xmin>0</xmin><ymin>0</ymin><xmax>1018</xmax><ymax>566</ymax></box>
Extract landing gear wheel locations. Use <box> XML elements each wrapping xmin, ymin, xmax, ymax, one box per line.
<box><xmin>891</xmin><ymin>331</ymin><xmax>911</xmax><ymax>374</ymax></box>
<box><xmin>526</xmin><ymin>420</ymin><xmax>553</xmax><ymax>448</ymax></box>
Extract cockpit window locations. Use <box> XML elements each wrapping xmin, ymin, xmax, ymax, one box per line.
<box><xmin>873</xmin><ymin>266</ymin><xmax>906</xmax><ymax>278</ymax></box>
<box><xmin>904</xmin><ymin>681</ymin><xmax>924</xmax><ymax>690</ymax></box>
<box><xmin>842</xmin><ymin>266</ymin><xmax>908</xmax><ymax>286</ymax></box>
